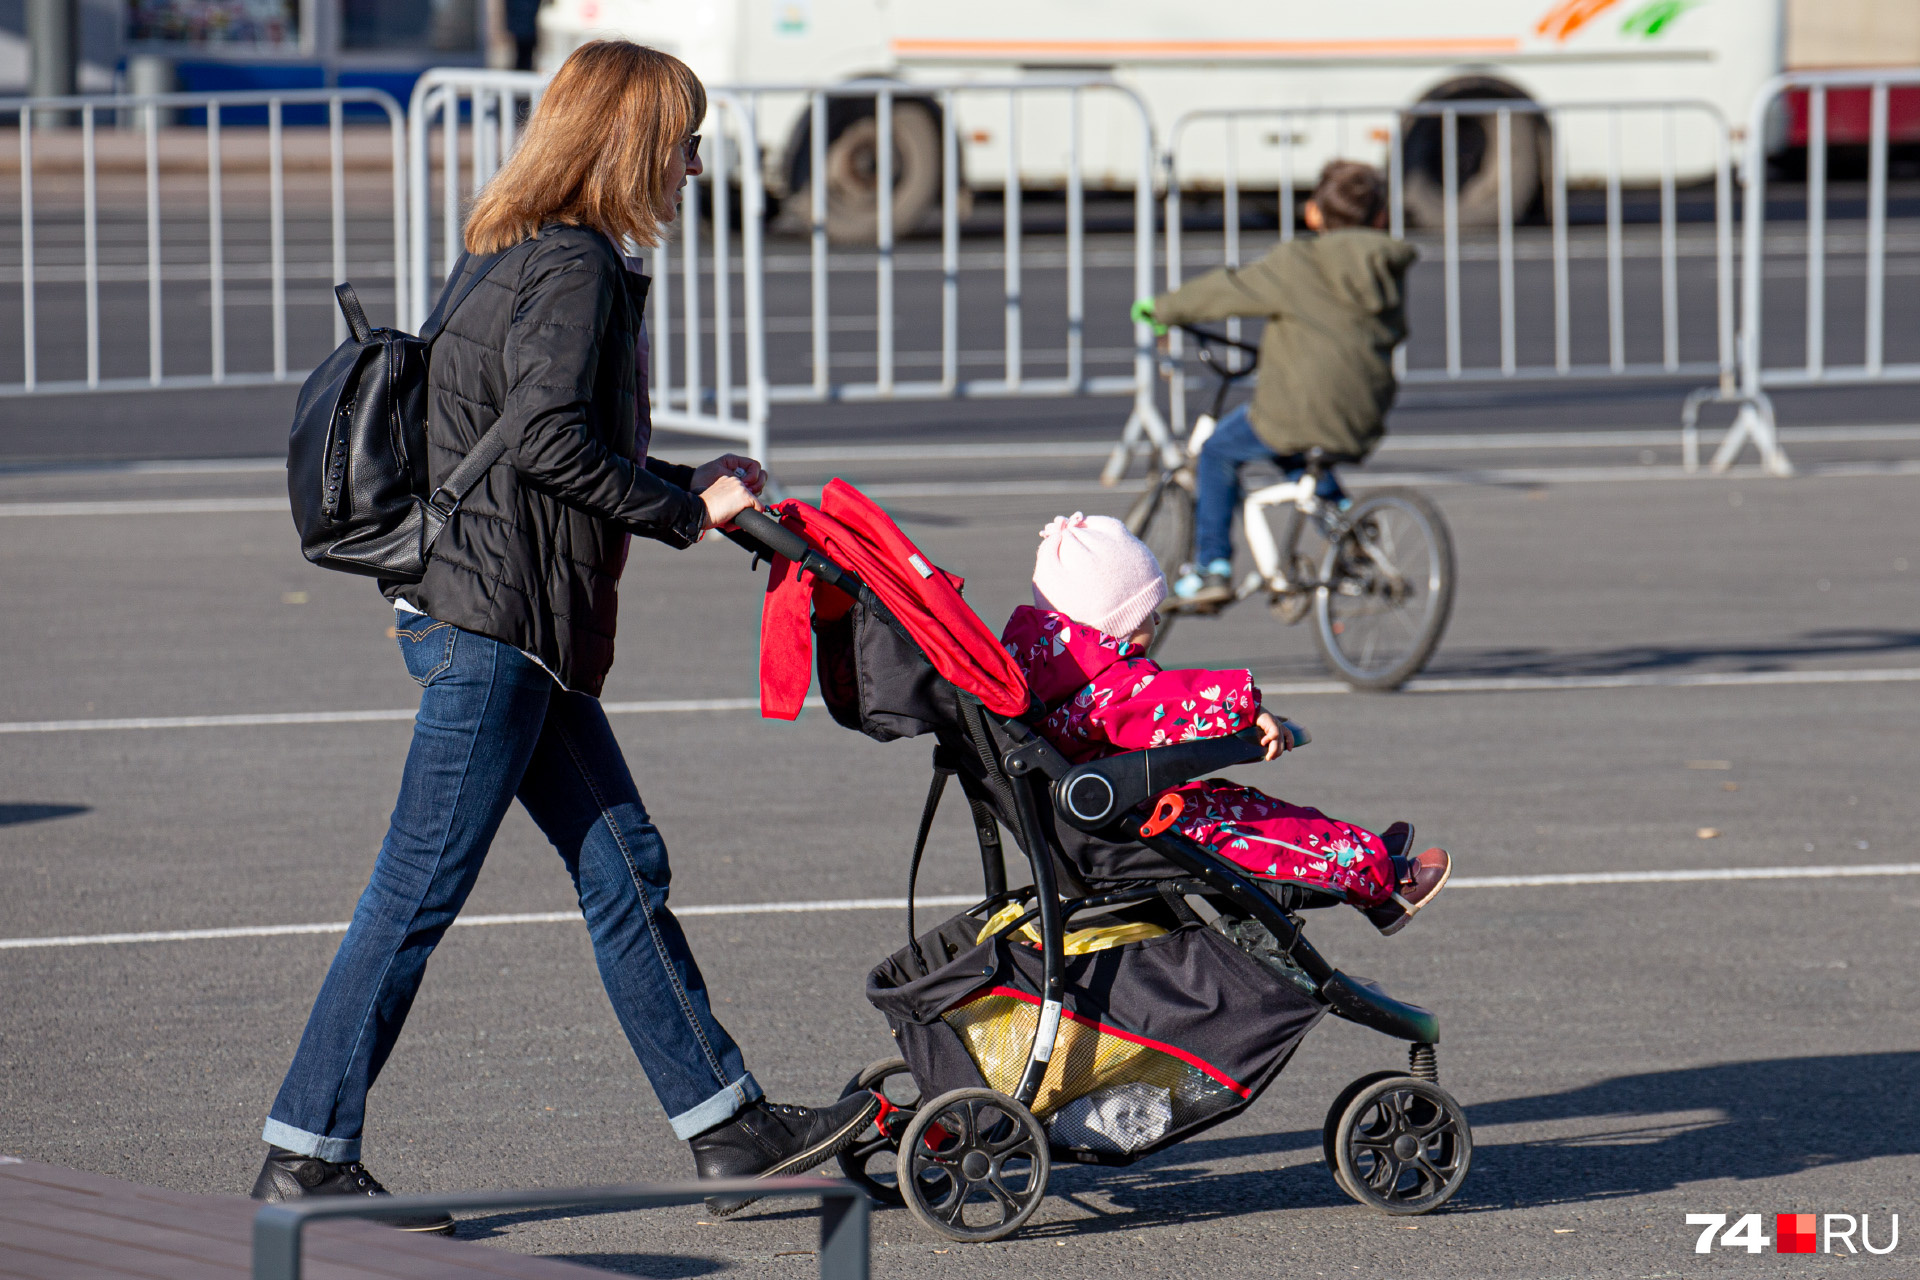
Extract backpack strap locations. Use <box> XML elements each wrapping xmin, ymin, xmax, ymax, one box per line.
<box><xmin>417</xmin><ymin>248</ymin><xmax>510</xmax><ymax>344</ymax></box>
<box><xmin>417</xmin><ymin>247</ymin><xmax>516</xmax><ymax>518</ymax></box>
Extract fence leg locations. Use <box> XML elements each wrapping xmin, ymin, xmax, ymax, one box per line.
<box><xmin>1709</xmin><ymin>391</ymin><xmax>1790</xmax><ymax>477</ymax></box>
<box><xmin>1101</xmin><ymin>401</ymin><xmax>1176</xmax><ymax>487</ymax></box>
<box><xmin>817</xmin><ymin>1192</ymin><xmax>870</xmax><ymax>1280</ymax></box>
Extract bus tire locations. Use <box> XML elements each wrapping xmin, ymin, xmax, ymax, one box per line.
<box><xmin>780</xmin><ymin>97</ymin><xmax>944</xmax><ymax>244</ymax></box>
<box><xmin>1400</xmin><ymin>77</ymin><xmax>1547</xmax><ymax>230</ymax></box>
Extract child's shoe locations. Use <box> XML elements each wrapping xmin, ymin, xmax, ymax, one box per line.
<box><xmin>1171</xmin><ymin>559</ymin><xmax>1234</xmax><ymax>607</ymax></box>
<box><xmin>1363</xmin><ymin>847</ymin><xmax>1451</xmax><ymax>936</ymax></box>
<box><xmin>1379</xmin><ymin>820</ymin><xmax>1415</xmax><ymax>859</ymax></box>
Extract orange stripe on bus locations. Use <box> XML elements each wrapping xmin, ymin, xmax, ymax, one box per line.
<box><xmin>890</xmin><ymin>37</ymin><xmax>1523</xmax><ymax>60</ymax></box>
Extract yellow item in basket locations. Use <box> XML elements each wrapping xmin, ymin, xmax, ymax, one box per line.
<box><xmin>975</xmin><ymin>902</ymin><xmax>1168</xmax><ymax>955</ymax></box>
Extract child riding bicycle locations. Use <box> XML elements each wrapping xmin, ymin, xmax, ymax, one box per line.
<box><xmin>1134</xmin><ymin>161</ymin><xmax>1417</xmax><ymax>606</ymax></box>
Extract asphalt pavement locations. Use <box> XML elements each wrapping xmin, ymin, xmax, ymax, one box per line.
<box><xmin>2</xmin><ymin>437</ymin><xmax>1917</xmax><ymax>1277</ymax></box>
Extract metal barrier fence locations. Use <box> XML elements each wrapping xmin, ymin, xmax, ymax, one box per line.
<box><xmin>251</xmin><ymin>1175</ymin><xmax>868</xmax><ymax>1279</ymax></box>
<box><xmin>408</xmin><ymin>67</ymin><xmax>768</xmax><ymax>458</ymax></box>
<box><xmin>1708</xmin><ymin>67</ymin><xmax>1920</xmax><ymax>475</ymax></box>
<box><xmin>722</xmin><ymin>75</ymin><xmax>1168</xmax><ymax>465</ymax></box>
<box><xmin>1</xmin><ymin>88</ymin><xmax>407</xmax><ymax>397</ymax></box>
<box><xmin>1148</xmin><ymin>97</ymin><xmax>1742</xmax><ymax>480</ymax></box>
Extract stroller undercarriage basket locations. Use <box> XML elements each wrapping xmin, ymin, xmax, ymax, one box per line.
<box><xmin>870</xmin><ymin>909</ymin><xmax>1325</xmax><ymax>1163</ymax></box>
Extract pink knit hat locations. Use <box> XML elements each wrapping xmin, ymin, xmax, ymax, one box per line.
<box><xmin>1031</xmin><ymin>512</ymin><xmax>1167</xmax><ymax>639</ymax></box>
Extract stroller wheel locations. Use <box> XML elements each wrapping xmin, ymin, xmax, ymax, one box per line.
<box><xmin>1332</xmin><ymin>1076</ymin><xmax>1472</xmax><ymax>1215</ymax></box>
<box><xmin>898</xmin><ymin>1087</ymin><xmax>1050</xmax><ymax>1242</ymax></box>
<box><xmin>1322</xmin><ymin>1071</ymin><xmax>1405</xmax><ymax>1199</ymax></box>
<box><xmin>836</xmin><ymin>1056</ymin><xmax>920</xmax><ymax>1206</ymax></box>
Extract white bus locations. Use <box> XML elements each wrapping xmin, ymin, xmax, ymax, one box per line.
<box><xmin>539</xmin><ymin>0</ymin><xmax>1783</xmax><ymax>237</ymax></box>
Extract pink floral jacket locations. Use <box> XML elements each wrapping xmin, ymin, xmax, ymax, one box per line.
<box><xmin>1000</xmin><ymin>606</ymin><xmax>1263</xmax><ymax>765</ymax></box>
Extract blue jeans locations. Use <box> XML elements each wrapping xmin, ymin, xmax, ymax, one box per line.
<box><xmin>1193</xmin><ymin>404</ymin><xmax>1347</xmax><ymax>568</ymax></box>
<box><xmin>263</xmin><ymin>612</ymin><xmax>759</xmax><ymax>1162</ymax></box>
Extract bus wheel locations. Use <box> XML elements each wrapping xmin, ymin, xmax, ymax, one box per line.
<box><xmin>783</xmin><ymin>98</ymin><xmax>944</xmax><ymax>244</ymax></box>
<box><xmin>1399</xmin><ymin>77</ymin><xmax>1547</xmax><ymax>230</ymax></box>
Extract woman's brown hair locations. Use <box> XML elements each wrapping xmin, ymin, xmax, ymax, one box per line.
<box><xmin>464</xmin><ymin>40</ymin><xmax>705</xmax><ymax>254</ymax></box>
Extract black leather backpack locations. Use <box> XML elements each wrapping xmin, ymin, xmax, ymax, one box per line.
<box><xmin>287</xmin><ymin>248</ymin><xmax>514</xmax><ymax>581</ymax></box>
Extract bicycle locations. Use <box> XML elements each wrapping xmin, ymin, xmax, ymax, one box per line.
<box><xmin>1124</xmin><ymin>324</ymin><xmax>1456</xmax><ymax>692</ymax></box>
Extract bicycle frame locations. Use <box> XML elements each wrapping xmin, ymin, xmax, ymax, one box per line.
<box><xmin>1168</xmin><ymin>325</ymin><xmax>1331</xmax><ymax>602</ymax></box>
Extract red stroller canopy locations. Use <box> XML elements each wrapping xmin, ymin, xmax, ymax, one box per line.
<box><xmin>758</xmin><ymin>479</ymin><xmax>1031</xmax><ymax>720</ymax></box>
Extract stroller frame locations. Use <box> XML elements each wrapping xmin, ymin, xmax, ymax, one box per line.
<box><xmin>729</xmin><ymin>508</ymin><xmax>1471</xmax><ymax>1240</ymax></box>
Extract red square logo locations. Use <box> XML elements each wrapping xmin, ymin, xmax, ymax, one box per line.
<box><xmin>1777</xmin><ymin>1213</ymin><xmax>1817</xmax><ymax>1254</ymax></box>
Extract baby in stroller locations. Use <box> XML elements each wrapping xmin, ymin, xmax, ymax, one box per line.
<box><xmin>1003</xmin><ymin>512</ymin><xmax>1451</xmax><ymax>934</ymax></box>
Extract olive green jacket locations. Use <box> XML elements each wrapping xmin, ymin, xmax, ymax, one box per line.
<box><xmin>1154</xmin><ymin>229</ymin><xmax>1417</xmax><ymax>459</ymax></box>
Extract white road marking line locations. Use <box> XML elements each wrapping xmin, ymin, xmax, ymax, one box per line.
<box><xmin>5</xmin><ymin>866</ymin><xmax>1915</xmax><ymax>952</ymax></box>
<box><xmin>5</xmin><ymin>668</ymin><xmax>1916</xmax><ymax>736</ymax></box>
<box><xmin>0</xmin><ymin>697</ymin><xmax>823</xmax><ymax>735</ymax></box>
<box><xmin>5</xmin><ymin>424</ymin><xmax>1915</xmax><ymax>479</ymax></box>
<box><xmin>0</xmin><ymin>497</ymin><xmax>287</xmax><ymax>516</ymax></box>
<box><xmin>1456</xmin><ymin>864</ymin><xmax>1920</xmax><ymax>888</ymax></box>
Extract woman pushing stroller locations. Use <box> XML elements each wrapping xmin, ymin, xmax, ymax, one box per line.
<box><xmin>1003</xmin><ymin>512</ymin><xmax>1451</xmax><ymax>934</ymax></box>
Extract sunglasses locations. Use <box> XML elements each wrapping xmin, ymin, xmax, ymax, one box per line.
<box><xmin>682</xmin><ymin>133</ymin><xmax>701</xmax><ymax>163</ymax></box>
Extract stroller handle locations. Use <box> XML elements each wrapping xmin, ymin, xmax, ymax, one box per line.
<box><xmin>728</xmin><ymin>507</ymin><xmax>812</xmax><ymax>564</ymax></box>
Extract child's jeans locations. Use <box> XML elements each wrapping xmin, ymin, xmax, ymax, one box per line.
<box><xmin>1194</xmin><ymin>404</ymin><xmax>1348</xmax><ymax>568</ymax></box>
<box><xmin>1168</xmin><ymin>779</ymin><xmax>1395</xmax><ymax>905</ymax></box>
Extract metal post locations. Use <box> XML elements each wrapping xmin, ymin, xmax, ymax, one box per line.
<box><xmin>389</xmin><ymin>100</ymin><xmax>408</xmax><ymax>333</ymax></box>
<box><xmin>1605</xmin><ymin>109</ymin><xmax>1624</xmax><ymax>373</ymax></box>
<box><xmin>330</xmin><ymin>96</ymin><xmax>347</xmax><ymax>344</ymax></box>
<box><xmin>1865</xmin><ymin>81</ymin><xmax>1887</xmax><ymax>376</ymax></box>
<box><xmin>1066</xmin><ymin>88</ymin><xmax>1084</xmax><ymax>390</ymax></box>
<box><xmin>270</xmin><ymin>97</ymin><xmax>287</xmax><ymax>380</ymax></box>
<box><xmin>738</xmin><ymin>96</ymin><xmax>768</xmax><ymax>461</ymax></box>
<box><xmin>1660</xmin><ymin>109</ymin><xmax>1678</xmax><ymax>372</ymax></box>
<box><xmin>1002</xmin><ymin>89</ymin><xmax>1020</xmax><ymax>391</ymax></box>
<box><xmin>1441</xmin><ymin>108</ymin><xmax>1459</xmax><ymax>378</ymax></box>
<box><xmin>1388</xmin><ymin>114</ymin><xmax>1405</xmax><ymax>381</ymax></box>
<box><xmin>682</xmin><ymin>173</ymin><xmax>702</xmax><ymax>414</ymax></box>
<box><xmin>145</xmin><ymin>98</ymin><xmax>163</xmax><ymax>383</ymax></box>
<box><xmin>208</xmin><ymin>102</ymin><xmax>224</xmax><ymax>381</ymax></box>
<box><xmin>19</xmin><ymin>107</ymin><xmax>35</xmax><ymax>389</ymax></box>
<box><xmin>1277</xmin><ymin>111</ymin><xmax>1294</xmax><ymax>244</ymax></box>
<box><xmin>711</xmin><ymin>131</ymin><xmax>732</xmax><ymax>428</ymax></box>
<box><xmin>443</xmin><ymin>91</ymin><xmax>461</xmax><ymax>286</ymax></box>
<box><xmin>1805</xmin><ymin>86</ymin><xmax>1825</xmax><ymax>375</ymax></box>
<box><xmin>1496</xmin><ymin>107</ymin><xmax>1515</xmax><ymax>376</ymax></box>
<box><xmin>1224</xmin><ymin>123</ymin><xmax>1241</xmax><ymax>363</ymax></box>
<box><xmin>940</xmin><ymin>88</ymin><xmax>959</xmax><ymax>395</ymax></box>
<box><xmin>810</xmin><ymin>90</ymin><xmax>829</xmax><ymax>398</ymax></box>
<box><xmin>876</xmin><ymin>89</ymin><xmax>895</xmax><ymax>395</ymax></box>
<box><xmin>82</xmin><ymin>103</ymin><xmax>98</xmax><ymax>387</ymax></box>
<box><xmin>1551</xmin><ymin>107</ymin><xmax>1569</xmax><ymax>374</ymax></box>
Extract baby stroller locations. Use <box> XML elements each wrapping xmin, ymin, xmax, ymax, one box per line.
<box><xmin>731</xmin><ymin>485</ymin><xmax>1471</xmax><ymax>1243</ymax></box>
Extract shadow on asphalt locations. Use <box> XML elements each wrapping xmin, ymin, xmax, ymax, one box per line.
<box><xmin>0</xmin><ymin>803</ymin><xmax>90</xmax><ymax>827</ymax></box>
<box><xmin>442</xmin><ymin>1053</ymin><xmax>1917</xmax><ymax>1247</ymax></box>
<box><xmin>1233</xmin><ymin>627</ymin><xmax>1920</xmax><ymax>685</ymax></box>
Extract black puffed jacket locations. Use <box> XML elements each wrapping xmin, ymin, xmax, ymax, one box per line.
<box><xmin>381</xmin><ymin>224</ymin><xmax>705</xmax><ymax>696</ymax></box>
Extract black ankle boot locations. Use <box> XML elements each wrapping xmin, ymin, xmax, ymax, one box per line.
<box><xmin>249</xmin><ymin>1146</ymin><xmax>455</xmax><ymax>1234</ymax></box>
<box><xmin>689</xmin><ymin>1093</ymin><xmax>882</xmax><ymax>1216</ymax></box>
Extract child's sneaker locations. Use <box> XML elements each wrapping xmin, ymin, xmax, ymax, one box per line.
<box><xmin>1379</xmin><ymin>820</ymin><xmax>1415</xmax><ymax>859</ymax></box>
<box><xmin>1363</xmin><ymin>847</ymin><xmax>1451</xmax><ymax>936</ymax></box>
<box><xmin>1171</xmin><ymin>559</ymin><xmax>1233</xmax><ymax>607</ymax></box>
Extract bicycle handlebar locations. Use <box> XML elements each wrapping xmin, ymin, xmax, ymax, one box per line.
<box><xmin>1176</xmin><ymin>323</ymin><xmax>1261</xmax><ymax>359</ymax></box>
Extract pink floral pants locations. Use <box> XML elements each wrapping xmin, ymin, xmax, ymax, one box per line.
<box><xmin>1167</xmin><ymin>780</ymin><xmax>1395</xmax><ymax>906</ymax></box>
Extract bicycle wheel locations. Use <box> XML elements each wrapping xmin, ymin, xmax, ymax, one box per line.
<box><xmin>1124</xmin><ymin>470</ymin><xmax>1194</xmax><ymax>587</ymax></box>
<box><xmin>1313</xmin><ymin>488</ymin><xmax>1455</xmax><ymax>691</ymax></box>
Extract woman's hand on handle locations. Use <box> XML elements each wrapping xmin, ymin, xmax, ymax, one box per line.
<box><xmin>691</xmin><ymin>454</ymin><xmax>766</xmax><ymax>495</ymax></box>
<box><xmin>699</xmin><ymin>474</ymin><xmax>765</xmax><ymax>532</ymax></box>
<box><xmin>1255</xmin><ymin>711</ymin><xmax>1294</xmax><ymax>761</ymax></box>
